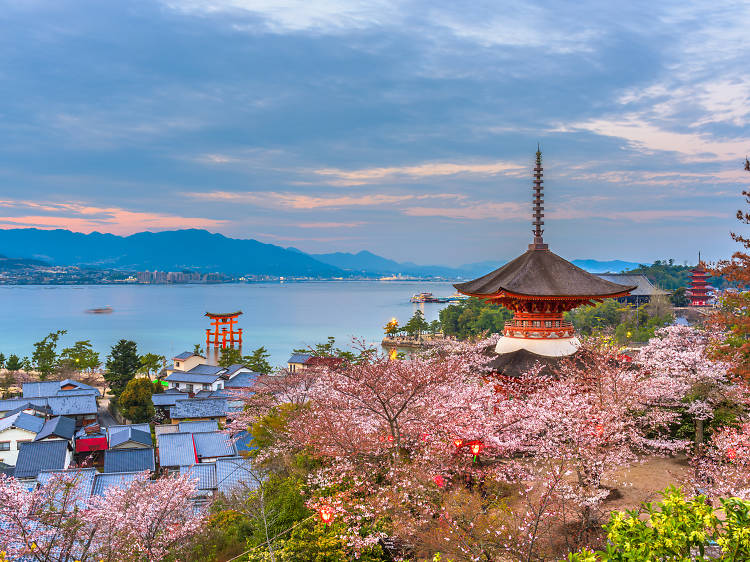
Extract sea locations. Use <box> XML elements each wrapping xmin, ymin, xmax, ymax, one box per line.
<box><xmin>0</xmin><ymin>281</ymin><xmax>456</xmax><ymax>368</ymax></box>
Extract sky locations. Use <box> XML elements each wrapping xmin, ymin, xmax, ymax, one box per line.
<box><xmin>0</xmin><ymin>0</ymin><xmax>748</xmax><ymax>266</ymax></box>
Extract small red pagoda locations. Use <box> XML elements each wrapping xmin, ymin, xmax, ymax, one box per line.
<box><xmin>205</xmin><ymin>311</ymin><xmax>243</xmax><ymax>350</ymax></box>
<box><xmin>454</xmin><ymin>149</ymin><xmax>635</xmax><ymax>368</ymax></box>
<box><xmin>688</xmin><ymin>255</ymin><xmax>710</xmax><ymax>307</ymax></box>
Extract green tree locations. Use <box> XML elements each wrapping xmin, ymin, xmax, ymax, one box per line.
<box><xmin>118</xmin><ymin>377</ymin><xmax>155</xmax><ymax>423</ymax></box>
<box><xmin>138</xmin><ymin>352</ymin><xmax>165</xmax><ymax>379</ymax></box>
<box><xmin>670</xmin><ymin>286</ymin><xmax>689</xmax><ymax>307</ymax></box>
<box><xmin>31</xmin><ymin>329</ymin><xmax>66</xmax><ymax>380</ymax></box>
<box><xmin>59</xmin><ymin>340</ymin><xmax>100</xmax><ymax>373</ymax></box>
<box><xmin>0</xmin><ymin>353</ymin><xmax>5</xmax><ymax>369</ymax></box>
<box><xmin>568</xmin><ymin>488</ymin><xmax>750</xmax><ymax>561</ymax></box>
<box><xmin>218</xmin><ymin>347</ymin><xmax>244</xmax><ymax>367</ymax></box>
<box><xmin>244</xmin><ymin>347</ymin><xmax>272</xmax><ymax>374</ymax></box>
<box><xmin>105</xmin><ymin>339</ymin><xmax>140</xmax><ymax>396</ymax></box>
<box><xmin>439</xmin><ymin>297</ymin><xmax>512</xmax><ymax>339</ymax></box>
<box><xmin>7</xmin><ymin>354</ymin><xmax>24</xmax><ymax>372</ymax></box>
<box><xmin>403</xmin><ymin>310</ymin><xmax>430</xmax><ymax>338</ymax></box>
<box><xmin>193</xmin><ymin>344</ymin><xmax>204</xmax><ymax>356</ymax></box>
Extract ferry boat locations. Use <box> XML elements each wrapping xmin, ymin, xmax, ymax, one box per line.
<box><xmin>86</xmin><ymin>306</ymin><xmax>113</xmax><ymax>314</ymax></box>
<box><xmin>410</xmin><ymin>292</ymin><xmax>441</xmax><ymax>303</ymax></box>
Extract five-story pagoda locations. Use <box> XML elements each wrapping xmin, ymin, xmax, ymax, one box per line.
<box><xmin>454</xmin><ymin>149</ymin><xmax>635</xmax><ymax>366</ymax></box>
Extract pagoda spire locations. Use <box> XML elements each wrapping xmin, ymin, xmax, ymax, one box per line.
<box><xmin>530</xmin><ymin>145</ymin><xmax>548</xmax><ymax>250</ymax></box>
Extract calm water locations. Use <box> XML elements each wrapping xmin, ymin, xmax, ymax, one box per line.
<box><xmin>0</xmin><ymin>281</ymin><xmax>455</xmax><ymax>367</ymax></box>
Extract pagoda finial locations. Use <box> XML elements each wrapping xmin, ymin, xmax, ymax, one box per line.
<box><xmin>530</xmin><ymin>146</ymin><xmax>548</xmax><ymax>250</ymax></box>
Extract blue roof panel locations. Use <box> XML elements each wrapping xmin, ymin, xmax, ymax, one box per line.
<box><xmin>103</xmin><ymin>448</ymin><xmax>155</xmax><ymax>473</ymax></box>
<box><xmin>14</xmin><ymin>440</ymin><xmax>70</xmax><ymax>479</ymax></box>
<box><xmin>288</xmin><ymin>353</ymin><xmax>312</xmax><ymax>364</ymax></box>
<box><xmin>165</xmin><ymin>372</ymin><xmax>222</xmax><ymax>384</ymax></box>
<box><xmin>216</xmin><ymin>457</ymin><xmax>257</xmax><ymax>495</ymax></box>
<box><xmin>170</xmin><ymin>398</ymin><xmax>227</xmax><ymax>420</ymax></box>
<box><xmin>187</xmin><ymin>365</ymin><xmax>226</xmax><ymax>376</ymax></box>
<box><xmin>179</xmin><ymin>420</ymin><xmax>218</xmax><ymax>433</ymax></box>
<box><xmin>180</xmin><ymin>463</ymin><xmax>217</xmax><ymax>491</ymax></box>
<box><xmin>158</xmin><ymin>432</ymin><xmax>196</xmax><ymax>467</ymax></box>
<box><xmin>35</xmin><ymin>416</ymin><xmax>76</xmax><ymax>441</ymax></box>
<box><xmin>92</xmin><ymin>472</ymin><xmax>141</xmax><ymax>496</ymax></box>
<box><xmin>0</xmin><ymin>412</ymin><xmax>45</xmax><ymax>434</ymax></box>
<box><xmin>193</xmin><ymin>431</ymin><xmax>236</xmax><ymax>459</ymax></box>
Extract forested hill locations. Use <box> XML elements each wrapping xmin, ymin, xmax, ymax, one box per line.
<box><xmin>625</xmin><ymin>260</ymin><xmax>723</xmax><ymax>290</ymax></box>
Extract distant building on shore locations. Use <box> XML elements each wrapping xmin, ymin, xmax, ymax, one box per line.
<box><xmin>136</xmin><ymin>270</ymin><xmax>228</xmax><ymax>284</ymax></box>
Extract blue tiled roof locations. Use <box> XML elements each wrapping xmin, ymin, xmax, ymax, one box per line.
<box><xmin>170</xmin><ymin>398</ymin><xmax>227</xmax><ymax>420</ymax></box>
<box><xmin>107</xmin><ymin>423</ymin><xmax>150</xmax><ymax>437</ymax></box>
<box><xmin>194</xmin><ymin>390</ymin><xmax>215</xmax><ymax>398</ymax></box>
<box><xmin>225</xmin><ymin>372</ymin><xmax>259</xmax><ymax>389</ymax></box>
<box><xmin>1</xmin><ymin>402</ymin><xmax>52</xmax><ymax>418</ymax></box>
<box><xmin>92</xmin><ymin>471</ymin><xmax>142</xmax><ymax>496</ymax></box>
<box><xmin>187</xmin><ymin>364</ymin><xmax>226</xmax><ymax>376</ymax></box>
<box><xmin>179</xmin><ymin>420</ymin><xmax>218</xmax><ymax>433</ymax></box>
<box><xmin>14</xmin><ymin>440</ymin><xmax>70</xmax><ymax>479</ymax></box>
<box><xmin>0</xmin><ymin>395</ymin><xmax>97</xmax><ymax>417</ymax></box>
<box><xmin>35</xmin><ymin>416</ymin><xmax>76</xmax><ymax>441</ymax></box>
<box><xmin>158</xmin><ymin>432</ymin><xmax>196</xmax><ymax>466</ymax></box>
<box><xmin>37</xmin><ymin>468</ymin><xmax>97</xmax><ymax>501</ymax></box>
<box><xmin>233</xmin><ymin>431</ymin><xmax>255</xmax><ymax>453</ymax></box>
<box><xmin>165</xmin><ymin>372</ymin><xmax>222</xmax><ymax>384</ymax></box>
<box><xmin>216</xmin><ymin>456</ymin><xmax>257</xmax><ymax>495</ymax></box>
<box><xmin>152</xmin><ymin>392</ymin><xmax>189</xmax><ymax>407</ymax></box>
<box><xmin>103</xmin><ymin>448</ymin><xmax>155</xmax><ymax>473</ymax></box>
<box><xmin>0</xmin><ymin>411</ymin><xmax>45</xmax><ymax>434</ymax></box>
<box><xmin>288</xmin><ymin>353</ymin><xmax>312</xmax><ymax>364</ymax></box>
<box><xmin>180</xmin><ymin>463</ymin><xmax>217</xmax><ymax>492</ymax></box>
<box><xmin>174</xmin><ymin>351</ymin><xmax>198</xmax><ymax>360</ymax></box>
<box><xmin>109</xmin><ymin>427</ymin><xmax>152</xmax><ymax>449</ymax></box>
<box><xmin>193</xmin><ymin>431</ymin><xmax>236</xmax><ymax>459</ymax></box>
<box><xmin>23</xmin><ymin>379</ymin><xmax>100</xmax><ymax>398</ymax></box>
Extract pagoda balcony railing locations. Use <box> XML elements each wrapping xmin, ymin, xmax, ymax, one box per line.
<box><xmin>503</xmin><ymin>319</ymin><xmax>575</xmax><ymax>339</ymax></box>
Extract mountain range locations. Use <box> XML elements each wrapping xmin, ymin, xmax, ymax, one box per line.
<box><xmin>0</xmin><ymin>228</ymin><xmax>642</xmax><ymax>278</ymax></box>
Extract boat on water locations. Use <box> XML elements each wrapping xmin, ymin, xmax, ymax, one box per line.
<box><xmin>410</xmin><ymin>291</ymin><xmax>470</xmax><ymax>304</ymax></box>
<box><xmin>86</xmin><ymin>306</ymin><xmax>113</xmax><ymax>314</ymax></box>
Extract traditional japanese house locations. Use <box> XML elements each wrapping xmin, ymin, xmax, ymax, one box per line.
<box><xmin>454</xmin><ymin>149</ymin><xmax>635</xmax><ymax>374</ymax></box>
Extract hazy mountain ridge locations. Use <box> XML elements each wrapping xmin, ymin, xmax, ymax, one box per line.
<box><xmin>0</xmin><ymin>228</ymin><xmax>642</xmax><ymax>278</ymax></box>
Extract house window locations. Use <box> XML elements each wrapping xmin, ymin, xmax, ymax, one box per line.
<box><xmin>16</xmin><ymin>440</ymin><xmax>31</xmax><ymax>449</ymax></box>
<box><xmin>203</xmin><ymin>384</ymin><xmax>209</xmax><ymax>390</ymax></box>
<box><xmin>187</xmin><ymin>384</ymin><xmax>194</xmax><ymax>393</ymax></box>
<box><xmin>176</xmin><ymin>362</ymin><xmax>181</xmax><ymax>368</ymax></box>
<box><xmin>0</xmin><ymin>442</ymin><xmax>9</xmax><ymax>451</ymax></box>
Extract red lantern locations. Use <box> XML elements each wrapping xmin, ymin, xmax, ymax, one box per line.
<box><xmin>433</xmin><ymin>475</ymin><xmax>445</xmax><ymax>488</ymax></box>
<box><xmin>453</xmin><ymin>438</ymin><xmax>464</xmax><ymax>449</ymax></box>
<box><xmin>469</xmin><ymin>441</ymin><xmax>482</xmax><ymax>456</ymax></box>
<box><xmin>728</xmin><ymin>448</ymin><xmax>737</xmax><ymax>461</ymax></box>
<box><xmin>595</xmin><ymin>424</ymin><xmax>605</xmax><ymax>437</ymax></box>
<box><xmin>387</xmin><ymin>435</ymin><xmax>394</xmax><ymax>443</ymax></box>
<box><xmin>319</xmin><ymin>506</ymin><xmax>334</xmax><ymax>527</ymax></box>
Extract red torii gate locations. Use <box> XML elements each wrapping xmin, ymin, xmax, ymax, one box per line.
<box><xmin>205</xmin><ymin>311</ymin><xmax>243</xmax><ymax>350</ymax></box>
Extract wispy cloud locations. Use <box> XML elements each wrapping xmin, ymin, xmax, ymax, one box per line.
<box><xmin>403</xmin><ymin>201</ymin><xmax>524</xmax><ymax>220</ymax></box>
<box><xmin>0</xmin><ymin>200</ymin><xmax>226</xmax><ymax>235</ymax></box>
<box><xmin>312</xmin><ymin>160</ymin><xmax>525</xmax><ymax>186</ymax></box>
<box><xmin>295</xmin><ymin>221</ymin><xmax>365</xmax><ymax>228</ymax></box>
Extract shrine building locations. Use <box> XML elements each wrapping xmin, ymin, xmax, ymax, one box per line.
<box><xmin>205</xmin><ymin>311</ymin><xmax>243</xmax><ymax>351</ymax></box>
<box><xmin>688</xmin><ymin>255</ymin><xmax>711</xmax><ymax>307</ymax></box>
<box><xmin>454</xmin><ymin>149</ymin><xmax>635</xmax><ymax>372</ymax></box>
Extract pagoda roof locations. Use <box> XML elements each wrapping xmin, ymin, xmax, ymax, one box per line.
<box><xmin>455</xmin><ymin>248</ymin><xmax>636</xmax><ymax>298</ymax></box>
<box><xmin>205</xmin><ymin>311</ymin><xmax>242</xmax><ymax>318</ymax></box>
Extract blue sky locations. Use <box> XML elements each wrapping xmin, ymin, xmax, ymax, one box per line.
<box><xmin>0</xmin><ymin>0</ymin><xmax>747</xmax><ymax>265</ymax></box>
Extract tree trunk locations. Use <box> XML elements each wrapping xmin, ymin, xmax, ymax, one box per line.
<box><xmin>695</xmin><ymin>418</ymin><xmax>704</xmax><ymax>447</ymax></box>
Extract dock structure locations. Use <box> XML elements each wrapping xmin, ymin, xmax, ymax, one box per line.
<box><xmin>205</xmin><ymin>311</ymin><xmax>243</xmax><ymax>350</ymax></box>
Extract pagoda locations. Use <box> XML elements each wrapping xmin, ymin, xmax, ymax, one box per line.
<box><xmin>454</xmin><ymin>149</ymin><xmax>635</xmax><ymax>370</ymax></box>
<box><xmin>688</xmin><ymin>255</ymin><xmax>710</xmax><ymax>307</ymax></box>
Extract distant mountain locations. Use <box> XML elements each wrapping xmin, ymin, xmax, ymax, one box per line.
<box><xmin>311</xmin><ymin>250</ymin><xmax>467</xmax><ymax>278</ymax></box>
<box><xmin>459</xmin><ymin>258</ymin><xmax>641</xmax><ymax>276</ymax></box>
<box><xmin>0</xmin><ymin>254</ymin><xmax>48</xmax><ymax>270</ymax></box>
<box><xmin>0</xmin><ymin>229</ymin><xmax>343</xmax><ymax>277</ymax></box>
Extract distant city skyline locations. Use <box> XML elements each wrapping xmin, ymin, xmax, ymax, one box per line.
<box><xmin>0</xmin><ymin>1</ymin><xmax>747</xmax><ymax>265</ymax></box>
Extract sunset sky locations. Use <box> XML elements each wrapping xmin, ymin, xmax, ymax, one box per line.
<box><xmin>0</xmin><ymin>1</ymin><xmax>747</xmax><ymax>265</ymax></box>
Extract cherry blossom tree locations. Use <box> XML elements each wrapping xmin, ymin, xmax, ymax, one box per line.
<box><xmin>0</xmin><ymin>472</ymin><xmax>204</xmax><ymax>562</ymax></box>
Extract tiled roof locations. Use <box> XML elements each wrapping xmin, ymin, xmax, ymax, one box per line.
<box><xmin>170</xmin><ymin>398</ymin><xmax>227</xmax><ymax>420</ymax></box>
<box><xmin>174</xmin><ymin>351</ymin><xmax>199</xmax><ymax>360</ymax></box>
<box><xmin>193</xmin><ymin>431</ymin><xmax>236</xmax><ymax>459</ymax></box>
<box><xmin>233</xmin><ymin>431</ymin><xmax>255</xmax><ymax>453</ymax></box>
<box><xmin>23</xmin><ymin>379</ymin><xmax>100</xmax><ymax>398</ymax></box>
<box><xmin>0</xmin><ymin>395</ymin><xmax>97</xmax><ymax>417</ymax></box>
<box><xmin>37</xmin><ymin>468</ymin><xmax>97</xmax><ymax>500</ymax></box>
<box><xmin>14</xmin><ymin>440</ymin><xmax>70</xmax><ymax>479</ymax></box>
<box><xmin>194</xmin><ymin>390</ymin><xmax>215</xmax><ymax>398</ymax></box>
<box><xmin>158</xmin><ymin>432</ymin><xmax>196</xmax><ymax>466</ymax></box>
<box><xmin>224</xmin><ymin>364</ymin><xmax>247</xmax><ymax>376</ymax></box>
<box><xmin>165</xmin><ymin>372</ymin><xmax>222</xmax><ymax>384</ymax></box>
<box><xmin>152</xmin><ymin>392</ymin><xmax>190</xmax><ymax>407</ymax></box>
<box><xmin>180</xmin><ymin>463</ymin><xmax>217</xmax><ymax>492</ymax></box>
<box><xmin>107</xmin><ymin>423</ymin><xmax>150</xmax><ymax>437</ymax></box>
<box><xmin>216</xmin><ymin>456</ymin><xmax>257</xmax><ymax>495</ymax></box>
<box><xmin>288</xmin><ymin>353</ymin><xmax>312</xmax><ymax>364</ymax></box>
<box><xmin>225</xmin><ymin>372</ymin><xmax>259</xmax><ymax>389</ymax></box>
<box><xmin>154</xmin><ymin>424</ymin><xmax>180</xmax><ymax>442</ymax></box>
<box><xmin>109</xmin><ymin>427</ymin><xmax>152</xmax><ymax>449</ymax></box>
<box><xmin>1</xmin><ymin>402</ymin><xmax>52</xmax><ymax>418</ymax></box>
<box><xmin>0</xmin><ymin>411</ymin><xmax>45</xmax><ymax>434</ymax></box>
<box><xmin>103</xmin><ymin>448</ymin><xmax>155</xmax><ymax>473</ymax></box>
<box><xmin>187</xmin><ymin>364</ymin><xmax>226</xmax><ymax>376</ymax></box>
<box><xmin>92</xmin><ymin>471</ymin><xmax>142</xmax><ymax>496</ymax></box>
<box><xmin>35</xmin><ymin>416</ymin><xmax>76</xmax><ymax>441</ymax></box>
<box><xmin>179</xmin><ymin>420</ymin><xmax>219</xmax><ymax>433</ymax></box>
<box><xmin>596</xmin><ymin>274</ymin><xmax>671</xmax><ymax>297</ymax></box>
